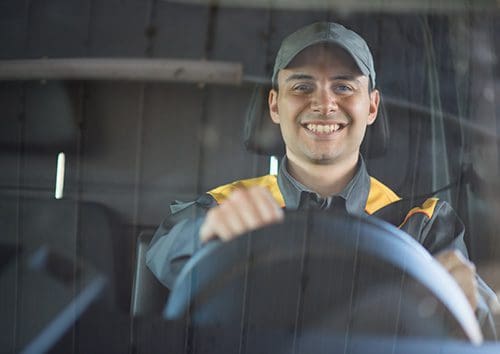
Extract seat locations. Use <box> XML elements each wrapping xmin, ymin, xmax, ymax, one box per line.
<box><xmin>130</xmin><ymin>231</ymin><xmax>178</xmax><ymax>354</ymax></box>
<box><xmin>0</xmin><ymin>196</ymin><xmax>128</xmax><ymax>353</ymax></box>
<box><xmin>131</xmin><ymin>231</ymin><xmax>170</xmax><ymax>317</ymax></box>
<box><xmin>0</xmin><ymin>196</ymin><xmax>119</xmax><ymax>306</ymax></box>
<box><xmin>0</xmin><ymin>245</ymin><xmax>106</xmax><ymax>353</ymax></box>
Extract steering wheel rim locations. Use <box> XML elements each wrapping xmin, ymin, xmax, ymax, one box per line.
<box><xmin>165</xmin><ymin>210</ymin><xmax>482</xmax><ymax>344</ymax></box>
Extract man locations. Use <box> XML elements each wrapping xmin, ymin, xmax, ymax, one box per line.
<box><xmin>147</xmin><ymin>22</ymin><xmax>497</xmax><ymax>338</ymax></box>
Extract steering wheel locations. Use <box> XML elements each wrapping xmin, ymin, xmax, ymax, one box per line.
<box><xmin>164</xmin><ymin>210</ymin><xmax>482</xmax><ymax>352</ymax></box>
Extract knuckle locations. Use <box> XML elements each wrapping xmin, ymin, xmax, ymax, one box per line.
<box><xmin>229</xmin><ymin>188</ymin><xmax>246</xmax><ymax>200</ymax></box>
<box><xmin>207</xmin><ymin>207</ymin><xmax>221</xmax><ymax>221</ymax></box>
<box><xmin>251</xmin><ymin>185</ymin><xmax>266</xmax><ymax>193</ymax></box>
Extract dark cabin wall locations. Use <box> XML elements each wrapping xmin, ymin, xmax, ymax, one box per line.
<box><xmin>0</xmin><ymin>1</ymin><xmax>267</xmax><ymax>318</ymax></box>
<box><xmin>0</xmin><ymin>1</ymin><xmax>274</xmax><ymax>229</ymax></box>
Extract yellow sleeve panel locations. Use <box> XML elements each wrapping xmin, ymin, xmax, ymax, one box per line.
<box><xmin>399</xmin><ymin>197</ymin><xmax>439</xmax><ymax>227</ymax></box>
<box><xmin>365</xmin><ymin>177</ymin><xmax>401</xmax><ymax>214</ymax></box>
<box><xmin>207</xmin><ymin>175</ymin><xmax>286</xmax><ymax>208</ymax></box>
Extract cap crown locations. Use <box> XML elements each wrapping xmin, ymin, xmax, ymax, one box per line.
<box><xmin>272</xmin><ymin>22</ymin><xmax>376</xmax><ymax>88</ymax></box>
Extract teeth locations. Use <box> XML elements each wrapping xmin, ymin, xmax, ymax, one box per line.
<box><xmin>306</xmin><ymin>123</ymin><xmax>342</xmax><ymax>133</ymax></box>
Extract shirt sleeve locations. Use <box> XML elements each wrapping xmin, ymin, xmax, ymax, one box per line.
<box><xmin>145</xmin><ymin>195</ymin><xmax>217</xmax><ymax>289</ymax></box>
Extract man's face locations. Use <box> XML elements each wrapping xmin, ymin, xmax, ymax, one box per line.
<box><xmin>268</xmin><ymin>44</ymin><xmax>380</xmax><ymax>166</ymax></box>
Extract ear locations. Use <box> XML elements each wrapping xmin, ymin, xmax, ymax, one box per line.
<box><xmin>367</xmin><ymin>89</ymin><xmax>380</xmax><ymax>125</ymax></box>
<box><xmin>268</xmin><ymin>89</ymin><xmax>280</xmax><ymax>124</ymax></box>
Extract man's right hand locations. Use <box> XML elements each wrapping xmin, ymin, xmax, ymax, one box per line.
<box><xmin>199</xmin><ymin>186</ymin><xmax>284</xmax><ymax>243</ymax></box>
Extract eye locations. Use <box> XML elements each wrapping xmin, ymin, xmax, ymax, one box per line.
<box><xmin>334</xmin><ymin>84</ymin><xmax>353</xmax><ymax>94</ymax></box>
<box><xmin>292</xmin><ymin>83</ymin><xmax>314</xmax><ymax>93</ymax></box>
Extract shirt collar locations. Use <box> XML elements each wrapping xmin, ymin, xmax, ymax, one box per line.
<box><xmin>276</xmin><ymin>155</ymin><xmax>371</xmax><ymax>215</ymax></box>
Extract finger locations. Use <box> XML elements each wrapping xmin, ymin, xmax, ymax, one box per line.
<box><xmin>228</xmin><ymin>188</ymin><xmax>268</xmax><ymax>231</ymax></box>
<box><xmin>435</xmin><ymin>249</ymin><xmax>472</xmax><ymax>271</ymax></box>
<box><xmin>218</xmin><ymin>197</ymin><xmax>251</xmax><ymax>239</ymax></box>
<box><xmin>435</xmin><ymin>249</ymin><xmax>480</xmax><ymax>310</ymax></box>
<box><xmin>222</xmin><ymin>187</ymin><xmax>282</xmax><ymax>237</ymax></box>
<box><xmin>449</xmin><ymin>267</ymin><xmax>479</xmax><ymax>310</ymax></box>
<box><xmin>200</xmin><ymin>191</ymin><xmax>265</xmax><ymax>243</ymax></box>
<box><xmin>199</xmin><ymin>211</ymin><xmax>218</xmax><ymax>243</ymax></box>
<box><xmin>200</xmin><ymin>186</ymin><xmax>284</xmax><ymax>243</ymax></box>
<box><xmin>249</xmin><ymin>186</ymin><xmax>284</xmax><ymax>224</ymax></box>
<box><xmin>447</xmin><ymin>261</ymin><xmax>476</xmax><ymax>279</ymax></box>
<box><xmin>448</xmin><ymin>265</ymin><xmax>478</xmax><ymax>291</ymax></box>
<box><xmin>199</xmin><ymin>207</ymin><xmax>233</xmax><ymax>243</ymax></box>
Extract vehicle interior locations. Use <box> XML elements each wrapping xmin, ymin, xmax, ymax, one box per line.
<box><xmin>1</xmin><ymin>0</ymin><xmax>499</xmax><ymax>353</ymax></box>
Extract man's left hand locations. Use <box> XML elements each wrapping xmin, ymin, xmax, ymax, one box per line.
<box><xmin>435</xmin><ymin>249</ymin><xmax>479</xmax><ymax>312</ymax></box>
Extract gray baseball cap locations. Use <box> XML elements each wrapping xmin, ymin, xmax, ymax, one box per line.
<box><xmin>272</xmin><ymin>22</ymin><xmax>376</xmax><ymax>88</ymax></box>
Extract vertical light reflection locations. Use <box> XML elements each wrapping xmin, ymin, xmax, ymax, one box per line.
<box><xmin>269</xmin><ymin>156</ymin><xmax>278</xmax><ymax>175</ymax></box>
<box><xmin>55</xmin><ymin>152</ymin><xmax>65</xmax><ymax>199</ymax></box>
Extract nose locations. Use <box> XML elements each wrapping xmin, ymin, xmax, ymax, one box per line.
<box><xmin>311</xmin><ymin>87</ymin><xmax>338</xmax><ymax>115</ymax></box>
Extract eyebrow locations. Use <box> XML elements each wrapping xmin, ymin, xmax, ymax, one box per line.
<box><xmin>331</xmin><ymin>74</ymin><xmax>361</xmax><ymax>83</ymax></box>
<box><xmin>285</xmin><ymin>73</ymin><xmax>314</xmax><ymax>82</ymax></box>
<box><xmin>285</xmin><ymin>73</ymin><xmax>362</xmax><ymax>84</ymax></box>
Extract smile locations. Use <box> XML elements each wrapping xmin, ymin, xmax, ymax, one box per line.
<box><xmin>304</xmin><ymin>123</ymin><xmax>345</xmax><ymax>134</ymax></box>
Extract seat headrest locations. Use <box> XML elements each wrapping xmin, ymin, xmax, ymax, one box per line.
<box><xmin>244</xmin><ymin>84</ymin><xmax>389</xmax><ymax>159</ymax></box>
<box><xmin>0</xmin><ymin>82</ymin><xmax>79</xmax><ymax>153</ymax></box>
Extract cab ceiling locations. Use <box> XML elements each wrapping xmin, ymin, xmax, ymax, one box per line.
<box><xmin>159</xmin><ymin>0</ymin><xmax>498</xmax><ymax>13</ymax></box>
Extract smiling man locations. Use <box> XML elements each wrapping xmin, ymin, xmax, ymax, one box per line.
<box><xmin>146</xmin><ymin>22</ymin><xmax>497</xmax><ymax>338</ymax></box>
<box><xmin>267</xmin><ymin>44</ymin><xmax>378</xmax><ymax>198</ymax></box>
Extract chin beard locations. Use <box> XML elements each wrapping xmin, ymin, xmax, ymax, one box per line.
<box><xmin>308</xmin><ymin>154</ymin><xmax>339</xmax><ymax>165</ymax></box>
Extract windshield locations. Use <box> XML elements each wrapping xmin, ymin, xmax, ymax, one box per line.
<box><xmin>0</xmin><ymin>0</ymin><xmax>499</xmax><ymax>352</ymax></box>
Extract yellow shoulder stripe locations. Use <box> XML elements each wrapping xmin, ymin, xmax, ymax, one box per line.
<box><xmin>365</xmin><ymin>177</ymin><xmax>401</xmax><ymax>214</ymax></box>
<box><xmin>399</xmin><ymin>198</ymin><xmax>439</xmax><ymax>227</ymax></box>
<box><xmin>207</xmin><ymin>175</ymin><xmax>286</xmax><ymax>208</ymax></box>
<box><xmin>209</xmin><ymin>175</ymin><xmax>400</xmax><ymax>213</ymax></box>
